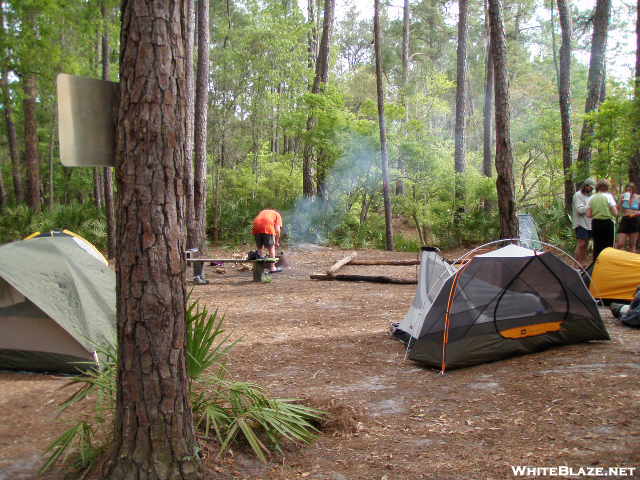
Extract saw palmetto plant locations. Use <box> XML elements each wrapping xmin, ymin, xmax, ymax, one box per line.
<box><xmin>41</xmin><ymin>299</ymin><xmax>323</xmax><ymax>477</ymax></box>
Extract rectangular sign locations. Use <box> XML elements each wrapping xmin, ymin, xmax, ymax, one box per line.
<box><xmin>57</xmin><ymin>73</ymin><xmax>119</xmax><ymax>167</ymax></box>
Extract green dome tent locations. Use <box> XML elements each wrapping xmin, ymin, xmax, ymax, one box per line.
<box><xmin>0</xmin><ymin>236</ymin><xmax>116</xmax><ymax>373</ymax></box>
<box><xmin>393</xmin><ymin>244</ymin><xmax>609</xmax><ymax>371</ymax></box>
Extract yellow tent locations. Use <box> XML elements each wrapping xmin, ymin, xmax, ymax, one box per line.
<box><xmin>589</xmin><ymin>248</ymin><xmax>640</xmax><ymax>301</ymax></box>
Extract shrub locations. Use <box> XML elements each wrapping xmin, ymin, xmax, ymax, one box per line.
<box><xmin>41</xmin><ymin>299</ymin><xmax>323</xmax><ymax>476</ymax></box>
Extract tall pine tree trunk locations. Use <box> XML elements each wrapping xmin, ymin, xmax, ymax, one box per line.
<box><xmin>489</xmin><ymin>0</ymin><xmax>518</xmax><ymax>239</ymax></box>
<box><xmin>102</xmin><ymin>0</ymin><xmax>116</xmax><ymax>259</ymax></box>
<box><xmin>374</xmin><ymin>0</ymin><xmax>394</xmax><ymax>251</ymax></box>
<box><xmin>1</xmin><ymin>3</ymin><xmax>23</xmax><ymax>205</ymax></box>
<box><xmin>576</xmin><ymin>0</ymin><xmax>610</xmax><ymax>179</ymax></box>
<box><xmin>185</xmin><ymin>0</ymin><xmax>196</xmax><ymax>249</ymax></box>
<box><xmin>106</xmin><ymin>0</ymin><xmax>201</xmax><ymax>478</ymax></box>
<box><xmin>396</xmin><ymin>0</ymin><xmax>410</xmax><ymax>196</ymax></box>
<box><xmin>303</xmin><ymin>0</ymin><xmax>334</xmax><ymax>199</ymax></box>
<box><xmin>23</xmin><ymin>74</ymin><xmax>41</xmax><ymax>213</ymax></box>
<box><xmin>483</xmin><ymin>0</ymin><xmax>494</xmax><ymax>181</ymax></box>
<box><xmin>454</xmin><ymin>0</ymin><xmax>468</xmax><ymax>195</ymax></box>
<box><xmin>194</xmin><ymin>0</ymin><xmax>210</xmax><ymax>253</ymax></box>
<box><xmin>557</xmin><ymin>0</ymin><xmax>574</xmax><ymax>213</ymax></box>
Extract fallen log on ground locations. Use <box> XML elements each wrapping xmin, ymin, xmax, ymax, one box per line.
<box><xmin>347</xmin><ymin>259</ymin><xmax>419</xmax><ymax>266</ymax></box>
<box><xmin>310</xmin><ymin>273</ymin><xmax>417</xmax><ymax>284</ymax></box>
<box><xmin>327</xmin><ymin>251</ymin><xmax>357</xmax><ymax>276</ymax></box>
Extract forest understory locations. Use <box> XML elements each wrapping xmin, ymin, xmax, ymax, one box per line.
<box><xmin>0</xmin><ymin>246</ymin><xmax>638</xmax><ymax>480</ymax></box>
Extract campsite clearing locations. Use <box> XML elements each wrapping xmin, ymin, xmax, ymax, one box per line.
<box><xmin>0</xmin><ymin>246</ymin><xmax>639</xmax><ymax>479</ymax></box>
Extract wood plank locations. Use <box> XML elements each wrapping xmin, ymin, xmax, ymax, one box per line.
<box><xmin>327</xmin><ymin>252</ymin><xmax>357</xmax><ymax>275</ymax></box>
<box><xmin>310</xmin><ymin>273</ymin><xmax>416</xmax><ymax>284</ymax></box>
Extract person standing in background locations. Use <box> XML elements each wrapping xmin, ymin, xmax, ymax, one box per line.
<box><xmin>572</xmin><ymin>178</ymin><xmax>595</xmax><ymax>267</ymax></box>
<box><xmin>587</xmin><ymin>179</ymin><xmax>618</xmax><ymax>262</ymax></box>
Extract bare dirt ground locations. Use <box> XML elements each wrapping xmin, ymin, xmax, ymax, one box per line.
<box><xmin>1</xmin><ymin>245</ymin><xmax>639</xmax><ymax>480</ymax></box>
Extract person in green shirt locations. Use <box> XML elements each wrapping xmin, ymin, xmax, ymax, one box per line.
<box><xmin>587</xmin><ymin>179</ymin><xmax>618</xmax><ymax>262</ymax></box>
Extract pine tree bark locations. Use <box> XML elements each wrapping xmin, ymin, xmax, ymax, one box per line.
<box><xmin>106</xmin><ymin>0</ymin><xmax>201</xmax><ymax>478</ymax></box>
<box><xmin>482</xmin><ymin>0</ymin><xmax>494</xmax><ymax>180</ymax></box>
<box><xmin>489</xmin><ymin>0</ymin><xmax>518</xmax><ymax>239</ymax></box>
<box><xmin>0</xmin><ymin>3</ymin><xmax>23</xmax><ymax>205</ymax></box>
<box><xmin>454</xmin><ymin>0</ymin><xmax>469</xmax><ymax>220</ymax></box>
<box><xmin>303</xmin><ymin>0</ymin><xmax>334</xmax><ymax>199</ymax></box>
<box><xmin>194</xmin><ymin>0</ymin><xmax>210</xmax><ymax>253</ymax></box>
<box><xmin>315</xmin><ymin>0</ymin><xmax>334</xmax><ymax>200</ymax></box>
<box><xmin>374</xmin><ymin>0</ymin><xmax>394</xmax><ymax>251</ymax></box>
<box><xmin>576</xmin><ymin>0</ymin><xmax>610</xmax><ymax>179</ymax></box>
<box><xmin>185</xmin><ymin>0</ymin><xmax>196</xmax><ymax>249</ymax></box>
<box><xmin>629</xmin><ymin>0</ymin><xmax>640</xmax><ymax>186</ymax></box>
<box><xmin>101</xmin><ymin>0</ymin><xmax>116</xmax><ymax>258</ymax></box>
<box><xmin>557</xmin><ymin>0</ymin><xmax>574</xmax><ymax>213</ymax></box>
<box><xmin>23</xmin><ymin>74</ymin><xmax>41</xmax><ymax>213</ymax></box>
<box><xmin>396</xmin><ymin>0</ymin><xmax>410</xmax><ymax>196</ymax></box>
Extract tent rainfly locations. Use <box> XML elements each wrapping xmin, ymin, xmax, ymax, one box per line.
<box><xmin>0</xmin><ymin>235</ymin><xmax>116</xmax><ymax>373</ymax></box>
<box><xmin>589</xmin><ymin>247</ymin><xmax>640</xmax><ymax>302</ymax></box>
<box><xmin>394</xmin><ymin>244</ymin><xmax>610</xmax><ymax>371</ymax></box>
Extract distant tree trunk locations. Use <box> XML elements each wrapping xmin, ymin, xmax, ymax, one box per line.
<box><xmin>94</xmin><ymin>169</ymin><xmax>104</xmax><ymax>208</ymax></box>
<box><xmin>396</xmin><ymin>0</ymin><xmax>410</xmax><ymax>196</ymax></box>
<box><xmin>1</xmin><ymin>4</ymin><xmax>23</xmax><ymax>206</ymax></box>
<box><xmin>106</xmin><ymin>0</ymin><xmax>201</xmax><ymax>478</ymax></box>
<box><xmin>102</xmin><ymin>0</ymin><xmax>116</xmax><ymax>258</ymax></box>
<box><xmin>374</xmin><ymin>0</ymin><xmax>394</xmax><ymax>251</ymax></box>
<box><xmin>23</xmin><ymin>74</ymin><xmax>41</xmax><ymax>213</ymax></box>
<box><xmin>576</xmin><ymin>0</ymin><xmax>610</xmax><ymax>179</ymax></box>
<box><xmin>194</xmin><ymin>0</ymin><xmax>210</xmax><ymax>253</ymax></box>
<box><xmin>307</xmin><ymin>0</ymin><xmax>318</xmax><ymax>69</ymax></box>
<box><xmin>489</xmin><ymin>0</ymin><xmax>518</xmax><ymax>239</ymax></box>
<box><xmin>629</xmin><ymin>0</ymin><xmax>640</xmax><ymax>186</ymax></box>
<box><xmin>483</xmin><ymin>0</ymin><xmax>494</xmax><ymax>180</ymax></box>
<box><xmin>315</xmin><ymin>0</ymin><xmax>334</xmax><ymax>200</ymax></box>
<box><xmin>454</xmin><ymin>0</ymin><xmax>469</xmax><ymax>220</ymax></box>
<box><xmin>185</xmin><ymin>0</ymin><xmax>196</xmax><ymax>249</ymax></box>
<box><xmin>303</xmin><ymin>0</ymin><xmax>334</xmax><ymax>199</ymax></box>
<box><xmin>0</xmin><ymin>151</ymin><xmax>5</xmax><ymax>211</ymax></box>
<box><xmin>557</xmin><ymin>0</ymin><xmax>574</xmax><ymax>213</ymax></box>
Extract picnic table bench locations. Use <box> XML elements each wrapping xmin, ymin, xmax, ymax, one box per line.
<box><xmin>185</xmin><ymin>249</ymin><xmax>278</xmax><ymax>283</ymax></box>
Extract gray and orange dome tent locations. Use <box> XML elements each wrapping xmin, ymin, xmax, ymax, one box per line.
<box><xmin>394</xmin><ymin>242</ymin><xmax>609</xmax><ymax>371</ymax></box>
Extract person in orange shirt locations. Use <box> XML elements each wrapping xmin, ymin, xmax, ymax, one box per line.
<box><xmin>252</xmin><ymin>209</ymin><xmax>283</xmax><ymax>272</ymax></box>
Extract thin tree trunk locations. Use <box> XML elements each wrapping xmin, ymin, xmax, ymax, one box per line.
<box><xmin>102</xmin><ymin>0</ymin><xmax>116</xmax><ymax>258</ymax></box>
<box><xmin>483</xmin><ymin>0</ymin><xmax>494</xmax><ymax>180</ymax></box>
<box><xmin>0</xmin><ymin>1</ymin><xmax>20</xmax><ymax>206</ymax></box>
<box><xmin>576</xmin><ymin>0</ymin><xmax>610</xmax><ymax>179</ymax></box>
<box><xmin>396</xmin><ymin>0</ymin><xmax>410</xmax><ymax>196</ymax></box>
<box><xmin>315</xmin><ymin>0</ymin><xmax>334</xmax><ymax>199</ymax></box>
<box><xmin>0</xmin><ymin>144</ymin><xmax>5</xmax><ymax>210</ymax></box>
<box><xmin>185</xmin><ymin>0</ymin><xmax>196</xmax><ymax>250</ymax></box>
<box><xmin>489</xmin><ymin>0</ymin><xmax>518</xmax><ymax>239</ymax></box>
<box><xmin>194</xmin><ymin>0</ymin><xmax>210</xmax><ymax>253</ymax></box>
<box><xmin>47</xmin><ymin>112</ymin><xmax>56</xmax><ymax>209</ymax></box>
<box><xmin>454</xmin><ymin>0</ymin><xmax>469</xmax><ymax>222</ymax></box>
<box><xmin>23</xmin><ymin>74</ymin><xmax>41</xmax><ymax>213</ymax></box>
<box><xmin>629</xmin><ymin>0</ymin><xmax>640</xmax><ymax>186</ymax></box>
<box><xmin>557</xmin><ymin>0</ymin><xmax>574</xmax><ymax>213</ymax></box>
<box><xmin>374</xmin><ymin>0</ymin><xmax>394</xmax><ymax>251</ymax></box>
<box><xmin>0</xmin><ymin>69</ymin><xmax>22</xmax><ymax>205</ymax></box>
<box><xmin>106</xmin><ymin>0</ymin><xmax>201</xmax><ymax>477</ymax></box>
<box><xmin>94</xmin><ymin>169</ymin><xmax>104</xmax><ymax>208</ymax></box>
